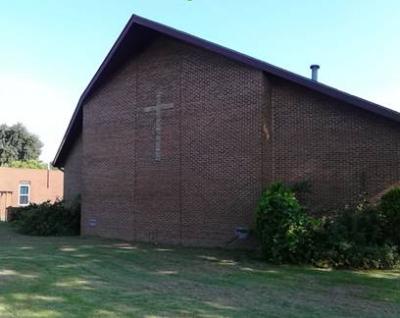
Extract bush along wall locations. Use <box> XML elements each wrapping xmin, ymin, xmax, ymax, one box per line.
<box><xmin>255</xmin><ymin>182</ymin><xmax>400</xmax><ymax>269</ymax></box>
<box><xmin>380</xmin><ymin>188</ymin><xmax>400</xmax><ymax>247</ymax></box>
<box><xmin>255</xmin><ymin>183</ymin><xmax>316</xmax><ymax>264</ymax></box>
<box><xmin>9</xmin><ymin>199</ymin><xmax>80</xmax><ymax>236</ymax></box>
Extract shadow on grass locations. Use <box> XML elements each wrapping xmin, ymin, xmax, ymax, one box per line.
<box><xmin>0</xmin><ymin>223</ymin><xmax>399</xmax><ymax>318</ymax></box>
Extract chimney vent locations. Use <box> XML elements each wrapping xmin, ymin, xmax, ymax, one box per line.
<box><xmin>310</xmin><ymin>64</ymin><xmax>320</xmax><ymax>81</ymax></box>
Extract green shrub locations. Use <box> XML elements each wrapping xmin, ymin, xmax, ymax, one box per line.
<box><xmin>312</xmin><ymin>204</ymin><xmax>399</xmax><ymax>269</ymax></box>
<box><xmin>255</xmin><ymin>183</ymin><xmax>316</xmax><ymax>264</ymax></box>
<box><xmin>255</xmin><ymin>182</ymin><xmax>400</xmax><ymax>269</ymax></box>
<box><xmin>5</xmin><ymin>159</ymin><xmax>48</xmax><ymax>169</ymax></box>
<box><xmin>314</xmin><ymin>242</ymin><xmax>399</xmax><ymax>269</ymax></box>
<box><xmin>10</xmin><ymin>200</ymin><xmax>80</xmax><ymax>236</ymax></box>
<box><xmin>326</xmin><ymin>205</ymin><xmax>385</xmax><ymax>246</ymax></box>
<box><xmin>288</xmin><ymin>179</ymin><xmax>312</xmax><ymax>207</ymax></box>
<box><xmin>380</xmin><ymin>187</ymin><xmax>400</xmax><ymax>247</ymax></box>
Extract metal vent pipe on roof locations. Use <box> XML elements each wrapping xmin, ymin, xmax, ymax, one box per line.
<box><xmin>310</xmin><ymin>64</ymin><xmax>320</xmax><ymax>81</ymax></box>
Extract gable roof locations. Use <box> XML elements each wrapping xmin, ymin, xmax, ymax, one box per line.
<box><xmin>53</xmin><ymin>14</ymin><xmax>400</xmax><ymax>167</ymax></box>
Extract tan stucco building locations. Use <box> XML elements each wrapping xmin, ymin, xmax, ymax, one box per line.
<box><xmin>0</xmin><ymin>167</ymin><xmax>63</xmax><ymax>221</ymax></box>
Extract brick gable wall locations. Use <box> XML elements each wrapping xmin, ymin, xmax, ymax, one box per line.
<box><xmin>270</xmin><ymin>77</ymin><xmax>400</xmax><ymax>213</ymax></box>
<box><xmin>64</xmin><ymin>134</ymin><xmax>82</xmax><ymax>204</ymax></box>
<box><xmin>81</xmin><ymin>35</ymin><xmax>266</xmax><ymax>245</ymax></box>
<box><xmin>63</xmin><ymin>35</ymin><xmax>400</xmax><ymax>246</ymax></box>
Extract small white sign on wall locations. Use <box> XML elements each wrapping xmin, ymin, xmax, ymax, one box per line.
<box><xmin>88</xmin><ymin>217</ymin><xmax>97</xmax><ymax>227</ymax></box>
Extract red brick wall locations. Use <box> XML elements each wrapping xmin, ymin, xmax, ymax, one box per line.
<box><xmin>62</xmin><ymin>34</ymin><xmax>400</xmax><ymax>246</ymax></box>
<box><xmin>64</xmin><ymin>134</ymin><xmax>82</xmax><ymax>205</ymax></box>
<box><xmin>81</xmin><ymin>35</ymin><xmax>266</xmax><ymax>245</ymax></box>
<box><xmin>270</xmin><ymin>77</ymin><xmax>400</xmax><ymax>212</ymax></box>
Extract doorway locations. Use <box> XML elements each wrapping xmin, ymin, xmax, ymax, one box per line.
<box><xmin>0</xmin><ymin>191</ymin><xmax>13</xmax><ymax>221</ymax></box>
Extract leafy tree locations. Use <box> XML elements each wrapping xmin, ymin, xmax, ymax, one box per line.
<box><xmin>6</xmin><ymin>159</ymin><xmax>48</xmax><ymax>170</ymax></box>
<box><xmin>0</xmin><ymin>123</ymin><xmax>43</xmax><ymax>166</ymax></box>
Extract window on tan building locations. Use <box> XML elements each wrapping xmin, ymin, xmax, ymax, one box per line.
<box><xmin>19</xmin><ymin>184</ymin><xmax>30</xmax><ymax>206</ymax></box>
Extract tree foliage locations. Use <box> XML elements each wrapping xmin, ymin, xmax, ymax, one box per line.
<box><xmin>0</xmin><ymin>123</ymin><xmax>43</xmax><ymax>165</ymax></box>
<box><xmin>5</xmin><ymin>159</ymin><xmax>48</xmax><ymax>170</ymax></box>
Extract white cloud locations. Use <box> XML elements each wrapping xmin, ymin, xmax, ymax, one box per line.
<box><xmin>0</xmin><ymin>74</ymin><xmax>77</xmax><ymax>163</ymax></box>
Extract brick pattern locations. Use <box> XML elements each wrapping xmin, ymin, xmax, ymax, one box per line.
<box><xmin>179</xmin><ymin>44</ymin><xmax>265</xmax><ymax>245</ymax></box>
<box><xmin>271</xmin><ymin>77</ymin><xmax>400</xmax><ymax>213</ymax></box>
<box><xmin>64</xmin><ymin>134</ymin><xmax>82</xmax><ymax>204</ymax></box>
<box><xmin>64</xmin><ymin>35</ymin><xmax>400</xmax><ymax>246</ymax></box>
<box><xmin>81</xmin><ymin>35</ymin><xmax>265</xmax><ymax>245</ymax></box>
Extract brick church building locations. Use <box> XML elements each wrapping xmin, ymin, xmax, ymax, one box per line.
<box><xmin>53</xmin><ymin>15</ymin><xmax>400</xmax><ymax>246</ymax></box>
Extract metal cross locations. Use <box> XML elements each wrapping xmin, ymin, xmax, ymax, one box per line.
<box><xmin>143</xmin><ymin>92</ymin><xmax>174</xmax><ymax>161</ymax></box>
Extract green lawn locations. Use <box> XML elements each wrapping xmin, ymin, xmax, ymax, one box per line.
<box><xmin>0</xmin><ymin>223</ymin><xmax>399</xmax><ymax>318</ymax></box>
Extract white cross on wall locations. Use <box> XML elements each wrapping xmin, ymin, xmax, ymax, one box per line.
<box><xmin>143</xmin><ymin>92</ymin><xmax>174</xmax><ymax>161</ymax></box>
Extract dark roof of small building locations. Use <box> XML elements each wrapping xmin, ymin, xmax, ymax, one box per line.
<box><xmin>53</xmin><ymin>14</ymin><xmax>400</xmax><ymax>167</ymax></box>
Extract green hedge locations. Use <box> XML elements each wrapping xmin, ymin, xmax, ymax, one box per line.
<box><xmin>380</xmin><ymin>187</ymin><xmax>400</xmax><ymax>247</ymax></box>
<box><xmin>9</xmin><ymin>200</ymin><xmax>80</xmax><ymax>236</ymax></box>
<box><xmin>255</xmin><ymin>183</ymin><xmax>400</xmax><ymax>269</ymax></box>
<box><xmin>255</xmin><ymin>183</ymin><xmax>316</xmax><ymax>264</ymax></box>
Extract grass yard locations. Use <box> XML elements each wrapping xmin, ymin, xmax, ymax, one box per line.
<box><xmin>0</xmin><ymin>223</ymin><xmax>399</xmax><ymax>318</ymax></box>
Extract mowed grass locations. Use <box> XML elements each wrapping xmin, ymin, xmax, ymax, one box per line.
<box><xmin>0</xmin><ymin>223</ymin><xmax>399</xmax><ymax>318</ymax></box>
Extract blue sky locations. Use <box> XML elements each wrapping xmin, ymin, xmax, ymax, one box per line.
<box><xmin>1</xmin><ymin>0</ymin><xmax>399</xmax><ymax>162</ymax></box>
